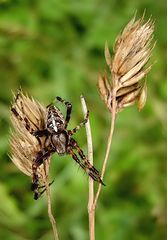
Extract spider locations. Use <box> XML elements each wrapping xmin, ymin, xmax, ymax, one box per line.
<box><xmin>11</xmin><ymin>95</ymin><xmax>104</xmax><ymax>199</ymax></box>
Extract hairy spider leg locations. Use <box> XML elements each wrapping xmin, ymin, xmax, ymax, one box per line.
<box><xmin>55</xmin><ymin>96</ymin><xmax>72</xmax><ymax>128</ymax></box>
<box><xmin>32</xmin><ymin>129</ymin><xmax>49</xmax><ymax>137</ymax></box>
<box><xmin>37</xmin><ymin>180</ymin><xmax>55</xmax><ymax>197</ymax></box>
<box><xmin>67</xmin><ymin>140</ymin><xmax>105</xmax><ymax>185</ymax></box>
<box><xmin>19</xmin><ymin>93</ymin><xmax>39</xmax><ymax>133</ymax></box>
<box><xmin>11</xmin><ymin>107</ymin><xmax>23</xmax><ymax>121</ymax></box>
<box><xmin>11</xmin><ymin>93</ymin><xmax>42</xmax><ymax>146</ymax></box>
<box><xmin>68</xmin><ymin>110</ymin><xmax>89</xmax><ymax>136</ymax></box>
<box><xmin>11</xmin><ymin>104</ymin><xmax>42</xmax><ymax>147</ymax></box>
<box><xmin>38</xmin><ymin>179</ymin><xmax>54</xmax><ymax>189</ymax></box>
<box><xmin>31</xmin><ymin>147</ymin><xmax>53</xmax><ymax>200</ymax></box>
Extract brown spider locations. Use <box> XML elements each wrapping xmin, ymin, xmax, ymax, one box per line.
<box><xmin>11</xmin><ymin>95</ymin><xmax>104</xmax><ymax>199</ymax></box>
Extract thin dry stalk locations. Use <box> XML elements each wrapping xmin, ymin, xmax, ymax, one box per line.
<box><xmin>80</xmin><ymin>96</ymin><xmax>95</xmax><ymax>240</ymax></box>
<box><xmin>94</xmin><ymin>90</ymin><xmax>117</xmax><ymax>208</ymax></box>
<box><xmin>44</xmin><ymin>163</ymin><xmax>60</xmax><ymax>240</ymax></box>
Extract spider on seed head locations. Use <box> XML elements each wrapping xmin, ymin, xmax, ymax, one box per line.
<box><xmin>11</xmin><ymin>93</ymin><xmax>104</xmax><ymax>200</ymax></box>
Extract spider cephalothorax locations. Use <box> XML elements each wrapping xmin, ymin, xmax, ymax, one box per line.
<box><xmin>11</xmin><ymin>95</ymin><xmax>104</xmax><ymax>199</ymax></box>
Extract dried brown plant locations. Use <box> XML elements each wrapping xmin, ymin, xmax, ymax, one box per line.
<box><xmin>10</xmin><ymin>91</ymin><xmax>48</xmax><ymax>180</ymax></box>
<box><xmin>98</xmin><ymin>14</ymin><xmax>155</xmax><ymax>113</ymax></box>
<box><xmin>10</xmin><ymin>90</ymin><xmax>59</xmax><ymax>240</ymax></box>
<box><xmin>86</xmin><ymin>14</ymin><xmax>155</xmax><ymax>240</ymax></box>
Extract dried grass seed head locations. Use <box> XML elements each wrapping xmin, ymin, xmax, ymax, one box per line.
<box><xmin>98</xmin><ymin>14</ymin><xmax>155</xmax><ymax>113</ymax></box>
<box><xmin>10</xmin><ymin>90</ymin><xmax>49</xmax><ymax>183</ymax></box>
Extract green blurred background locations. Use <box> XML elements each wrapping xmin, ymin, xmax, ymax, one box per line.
<box><xmin>0</xmin><ymin>0</ymin><xmax>167</xmax><ymax>239</ymax></box>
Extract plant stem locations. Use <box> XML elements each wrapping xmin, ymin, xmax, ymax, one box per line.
<box><xmin>93</xmin><ymin>86</ymin><xmax>117</xmax><ymax>209</ymax></box>
<box><xmin>80</xmin><ymin>96</ymin><xmax>95</xmax><ymax>240</ymax></box>
<box><xmin>44</xmin><ymin>162</ymin><xmax>60</xmax><ymax>240</ymax></box>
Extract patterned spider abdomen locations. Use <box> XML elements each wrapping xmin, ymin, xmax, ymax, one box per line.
<box><xmin>46</xmin><ymin>106</ymin><xmax>65</xmax><ymax>133</ymax></box>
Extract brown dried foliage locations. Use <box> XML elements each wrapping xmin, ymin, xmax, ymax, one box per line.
<box><xmin>10</xmin><ymin>90</ymin><xmax>50</xmax><ymax>185</ymax></box>
<box><xmin>98</xmin><ymin>14</ymin><xmax>155</xmax><ymax>112</ymax></box>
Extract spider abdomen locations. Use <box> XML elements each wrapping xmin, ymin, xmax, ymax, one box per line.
<box><xmin>46</xmin><ymin>106</ymin><xmax>65</xmax><ymax>133</ymax></box>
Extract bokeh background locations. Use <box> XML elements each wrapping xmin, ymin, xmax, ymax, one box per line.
<box><xmin>0</xmin><ymin>0</ymin><xmax>167</xmax><ymax>239</ymax></box>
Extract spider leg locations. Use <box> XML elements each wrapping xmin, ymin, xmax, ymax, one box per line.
<box><xmin>55</xmin><ymin>96</ymin><xmax>72</xmax><ymax>128</ymax></box>
<box><xmin>68</xmin><ymin>110</ymin><xmax>89</xmax><ymax>136</ymax></box>
<box><xmin>11</xmin><ymin>95</ymin><xmax>43</xmax><ymax>146</ymax></box>
<box><xmin>20</xmin><ymin>99</ymin><xmax>39</xmax><ymax>131</ymax></box>
<box><xmin>31</xmin><ymin>147</ymin><xmax>53</xmax><ymax>200</ymax></box>
<box><xmin>32</xmin><ymin>129</ymin><xmax>49</xmax><ymax>137</ymax></box>
<box><xmin>38</xmin><ymin>180</ymin><xmax>54</xmax><ymax>189</ymax></box>
<box><xmin>67</xmin><ymin>140</ymin><xmax>105</xmax><ymax>185</ymax></box>
<box><xmin>37</xmin><ymin>180</ymin><xmax>55</xmax><ymax>197</ymax></box>
<box><xmin>31</xmin><ymin>129</ymin><xmax>50</xmax><ymax>149</ymax></box>
<box><xmin>11</xmin><ymin>106</ymin><xmax>35</xmax><ymax>134</ymax></box>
